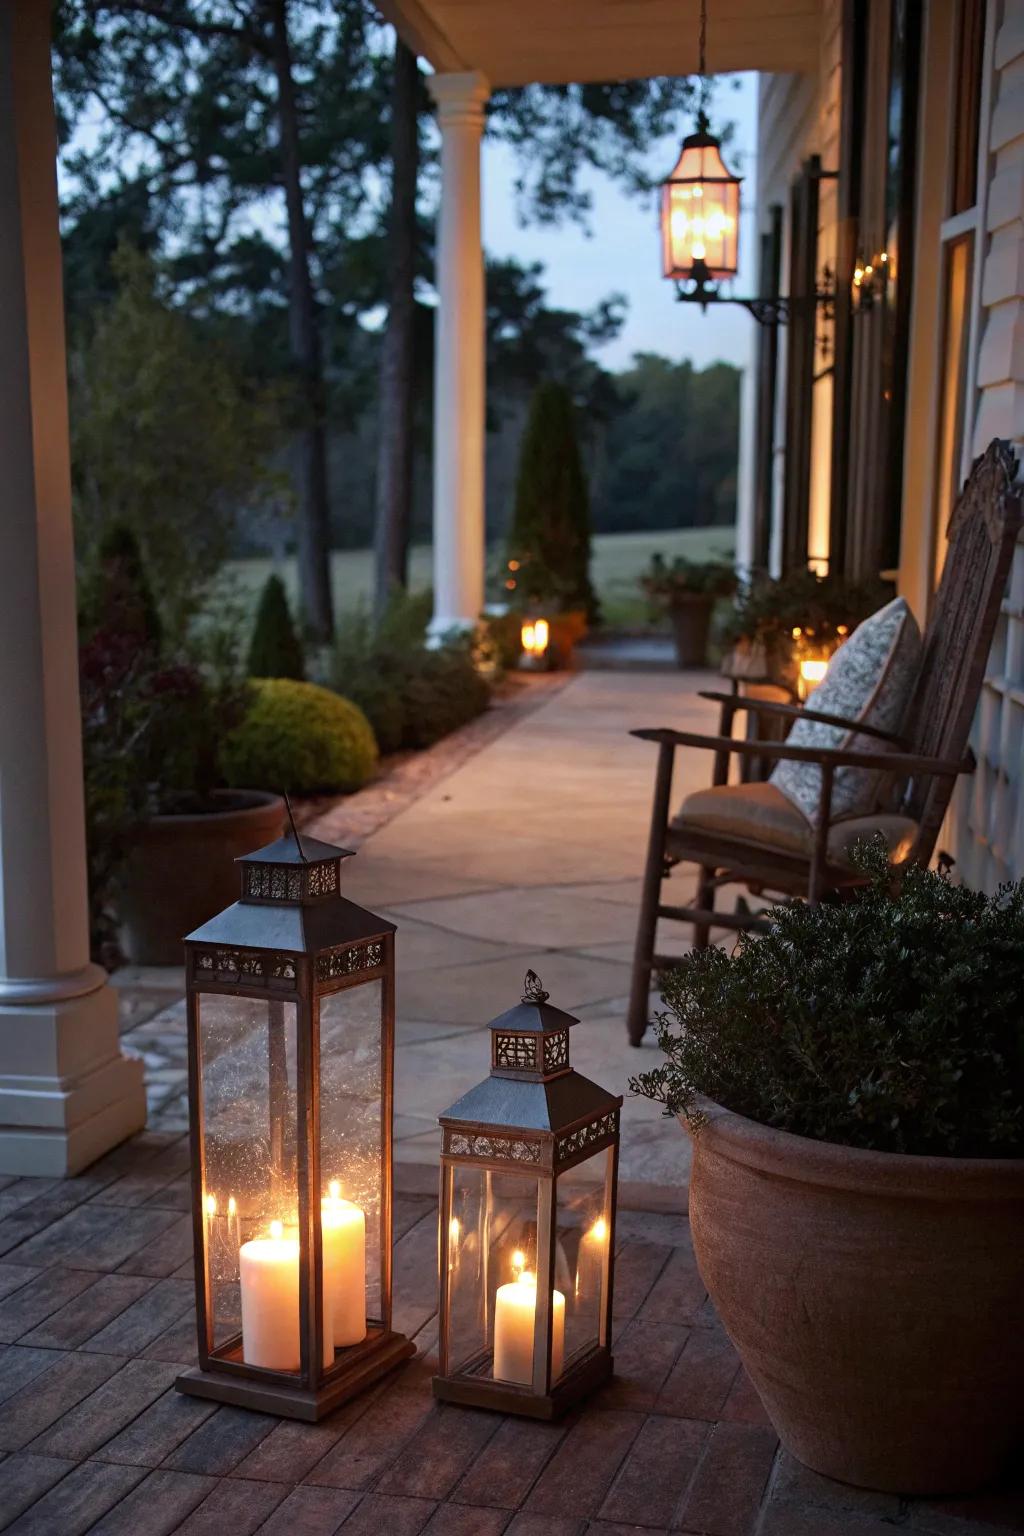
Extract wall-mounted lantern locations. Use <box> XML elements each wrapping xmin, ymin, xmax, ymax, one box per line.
<box><xmin>176</xmin><ymin>828</ymin><xmax>414</xmax><ymax>1420</ymax></box>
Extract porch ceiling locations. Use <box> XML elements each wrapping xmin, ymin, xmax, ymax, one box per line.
<box><xmin>378</xmin><ymin>0</ymin><xmax>823</xmax><ymax>88</ymax></box>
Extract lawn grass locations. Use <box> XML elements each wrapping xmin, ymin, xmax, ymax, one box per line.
<box><xmin>226</xmin><ymin>525</ymin><xmax>735</xmax><ymax>631</ymax></box>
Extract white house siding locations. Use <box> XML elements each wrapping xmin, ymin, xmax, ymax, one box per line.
<box><xmin>948</xmin><ymin>1</ymin><xmax>1024</xmax><ymax>888</ymax></box>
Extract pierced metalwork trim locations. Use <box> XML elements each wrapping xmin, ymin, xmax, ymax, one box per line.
<box><xmin>316</xmin><ymin>939</ymin><xmax>384</xmax><ymax>982</ymax></box>
<box><xmin>494</xmin><ymin>1033</ymin><xmax>539</xmax><ymax>1071</ymax></box>
<box><xmin>543</xmin><ymin>1031</ymin><xmax>569</xmax><ymax>1073</ymax></box>
<box><xmin>556</xmin><ymin>1111</ymin><xmax>618</xmax><ymax>1164</ymax></box>
<box><xmin>193</xmin><ymin>947</ymin><xmax>297</xmax><ymax>988</ymax></box>
<box><xmin>244</xmin><ymin>858</ymin><xmax>339</xmax><ymax>903</ymax></box>
<box><xmin>444</xmin><ymin>1129</ymin><xmax>543</xmax><ymax>1165</ymax></box>
<box><xmin>306</xmin><ymin>860</ymin><xmax>339</xmax><ymax>898</ymax></box>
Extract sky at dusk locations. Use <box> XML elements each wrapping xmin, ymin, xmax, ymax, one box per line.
<box><xmin>481</xmin><ymin>73</ymin><xmax>760</xmax><ymax>378</ymax></box>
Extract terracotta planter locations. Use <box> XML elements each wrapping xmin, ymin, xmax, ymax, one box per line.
<box><xmin>684</xmin><ymin>1100</ymin><xmax>1024</xmax><ymax>1495</ymax></box>
<box><xmin>668</xmin><ymin>595</ymin><xmax>715</xmax><ymax>667</ymax></box>
<box><xmin>119</xmin><ymin>790</ymin><xmax>285</xmax><ymax>965</ymax></box>
<box><xmin>547</xmin><ymin>609</ymin><xmax>588</xmax><ymax>668</ymax></box>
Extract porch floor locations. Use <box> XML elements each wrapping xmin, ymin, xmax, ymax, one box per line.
<box><xmin>0</xmin><ymin>1142</ymin><xmax>1022</xmax><ymax>1535</ymax></box>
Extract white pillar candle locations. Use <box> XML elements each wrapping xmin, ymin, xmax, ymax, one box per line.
<box><xmin>493</xmin><ymin>1269</ymin><xmax>565</xmax><ymax>1386</ymax></box>
<box><xmin>321</xmin><ymin>1183</ymin><xmax>367</xmax><ymax>1348</ymax></box>
<box><xmin>240</xmin><ymin>1221</ymin><xmax>332</xmax><ymax>1371</ymax></box>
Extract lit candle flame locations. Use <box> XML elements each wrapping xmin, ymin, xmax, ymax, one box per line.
<box><xmin>511</xmin><ymin>1248</ymin><xmax>526</xmax><ymax>1278</ymax></box>
<box><xmin>204</xmin><ymin>1193</ymin><xmax>217</xmax><ymax>1219</ymax></box>
<box><xmin>449</xmin><ymin>1217</ymin><xmax>461</xmax><ymax>1243</ymax></box>
<box><xmin>227</xmin><ymin>1195</ymin><xmax>237</xmax><ymax>1218</ymax></box>
<box><xmin>270</xmin><ymin>1220</ymin><xmax>283</xmax><ymax>1242</ymax></box>
<box><xmin>590</xmin><ymin>1217</ymin><xmax>608</xmax><ymax>1243</ymax></box>
<box><xmin>328</xmin><ymin>1179</ymin><xmax>341</xmax><ymax>1201</ymax></box>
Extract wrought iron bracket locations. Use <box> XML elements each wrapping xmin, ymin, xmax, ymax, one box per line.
<box><xmin>674</xmin><ymin>265</ymin><xmax>835</xmax><ymax>327</ymax></box>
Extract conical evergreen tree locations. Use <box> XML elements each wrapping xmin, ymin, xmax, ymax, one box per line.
<box><xmin>81</xmin><ymin>520</ymin><xmax>163</xmax><ymax>652</ymax></box>
<box><xmin>509</xmin><ymin>381</ymin><xmax>597</xmax><ymax>618</ymax></box>
<box><xmin>248</xmin><ymin>574</ymin><xmax>305</xmax><ymax>680</ymax></box>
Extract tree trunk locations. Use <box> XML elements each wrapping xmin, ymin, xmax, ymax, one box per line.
<box><xmin>373</xmin><ymin>37</ymin><xmax>418</xmax><ymax>622</ymax></box>
<box><xmin>266</xmin><ymin>0</ymin><xmax>334</xmax><ymax>643</ymax></box>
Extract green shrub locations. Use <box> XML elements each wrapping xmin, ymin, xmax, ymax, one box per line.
<box><xmin>248</xmin><ymin>574</ymin><xmax>304</xmax><ymax>680</ymax></box>
<box><xmin>631</xmin><ymin>848</ymin><xmax>1024</xmax><ymax>1159</ymax></box>
<box><xmin>222</xmin><ymin>678</ymin><xmax>378</xmax><ymax>794</ymax></box>
<box><xmin>330</xmin><ymin>591</ymin><xmax>491</xmax><ymax>754</ymax></box>
<box><xmin>640</xmin><ymin>553</ymin><xmax>738</xmax><ymax>606</ymax></box>
<box><xmin>508</xmin><ymin>380</ymin><xmax>598</xmax><ymax>619</ymax></box>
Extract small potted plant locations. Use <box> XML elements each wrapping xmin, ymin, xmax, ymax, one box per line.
<box><xmin>631</xmin><ymin>849</ymin><xmax>1024</xmax><ymax>1496</ymax></box>
<box><xmin>721</xmin><ymin>569</ymin><xmax>889</xmax><ymax>694</ymax></box>
<box><xmin>640</xmin><ymin>554</ymin><xmax>737</xmax><ymax>668</ymax></box>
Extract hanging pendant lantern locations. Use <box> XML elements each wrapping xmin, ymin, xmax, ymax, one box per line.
<box><xmin>660</xmin><ymin>117</ymin><xmax>742</xmax><ymax>290</ymax></box>
<box><xmin>660</xmin><ymin>0</ymin><xmax>741</xmax><ymax>300</ymax></box>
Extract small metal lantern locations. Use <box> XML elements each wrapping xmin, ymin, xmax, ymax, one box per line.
<box><xmin>434</xmin><ymin>973</ymin><xmax>622</xmax><ymax>1419</ymax></box>
<box><xmin>177</xmin><ymin>829</ymin><xmax>414</xmax><ymax>1421</ymax></box>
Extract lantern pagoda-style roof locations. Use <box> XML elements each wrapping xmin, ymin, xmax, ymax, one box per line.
<box><xmin>439</xmin><ymin>973</ymin><xmax>622</xmax><ymax>1169</ymax></box>
<box><xmin>184</xmin><ymin>830</ymin><xmax>394</xmax><ymax>986</ymax></box>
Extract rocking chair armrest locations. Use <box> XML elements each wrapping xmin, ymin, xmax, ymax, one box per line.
<box><xmin>631</xmin><ymin>727</ymin><xmax>973</xmax><ymax>778</ymax></box>
<box><xmin>696</xmin><ymin>690</ymin><xmax>907</xmax><ymax>746</ymax></box>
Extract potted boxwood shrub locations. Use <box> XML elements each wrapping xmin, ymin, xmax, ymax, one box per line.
<box><xmin>631</xmin><ymin>849</ymin><xmax>1024</xmax><ymax>1496</ymax></box>
<box><xmin>640</xmin><ymin>554</ymin><xmax>737</xmax><ymax>668</ymax></box>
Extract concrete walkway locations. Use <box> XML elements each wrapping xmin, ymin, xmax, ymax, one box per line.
<box><xmin>316</xmin><ymin>669</ymin><xmax>719</xmax><ymax>1196</ymax></box>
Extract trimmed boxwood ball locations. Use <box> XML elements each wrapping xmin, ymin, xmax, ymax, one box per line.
<box><xmin>222</xmin><ymin>679</ymin><xmax>378</xmax><ymax>795</ymax></box>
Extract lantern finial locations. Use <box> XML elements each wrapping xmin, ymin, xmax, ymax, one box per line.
<box><xmin>522</xmin><ymin>971</ymin><xmax>550</xmax><ymax>1004</ymax></box>
<box><xmin>284</xmin><ymin>791</ymin><xmax>308</xmax><ymax>863</ymax></box>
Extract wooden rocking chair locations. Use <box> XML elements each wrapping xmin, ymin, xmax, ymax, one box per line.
<box><xmin>627</xmin><ymin>438</ymin><xmax>1023</xmax><ymax>1045</ymax></box>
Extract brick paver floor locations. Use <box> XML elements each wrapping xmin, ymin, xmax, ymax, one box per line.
<box><xmin>0</xmin><ymin>1131</ymin><xmax>1021</xmax><ymax>1535</ymax></box>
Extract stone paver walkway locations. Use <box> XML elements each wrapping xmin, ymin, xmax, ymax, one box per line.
<box><xmin>0</xmin><ymin>1138</ymin><xmax>1020</xmax><ymax>1535</ymax></box>
<box><xmin>117</xmin><ymin>670</ymin><xmax>724</xmax><ymax>1198</ymax></box>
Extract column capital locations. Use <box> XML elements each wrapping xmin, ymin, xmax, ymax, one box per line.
<box><xmin>428</xmin><ymin>70</ymin><xmax>490</xmax><ymax>129</ymax></box>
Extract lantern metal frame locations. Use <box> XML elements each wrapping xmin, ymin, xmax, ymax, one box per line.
<box><xmin>433</xmin><ymin>974</ymin><xmax>622</xmax><ymax>1420</ymax></box>
<box><xmin>176</xmin><ymin>831</ymin><xmax>415</xmax><ymax>1422</ymax></box>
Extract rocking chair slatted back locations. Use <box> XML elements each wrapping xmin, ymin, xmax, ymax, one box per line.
<box><xmin>905</xmin><ymin>439</ymin><xmax>1022</xmax><ymax>857</ymax></box>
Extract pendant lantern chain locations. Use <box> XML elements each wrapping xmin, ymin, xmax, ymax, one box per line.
<box><xmin>698</xmin><ymin>0</ymin><xmax>709</xmax><ymax>125</ymax></box>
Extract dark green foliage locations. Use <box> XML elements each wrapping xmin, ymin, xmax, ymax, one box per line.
<box><xmin>248</xmin><ymin>575</ymin><xmax>305</xmax><ymax>680</ymax></box>
<box><xmin>222</xmin><ymin>679</ymin><xmax>378</xmax><ymax>795</ymax></box>
<box><xmin>724</xmin><ymin>570</ymin><xmax>892</xmax><ymax>662</ymax></box>
<box><xmin>79</xmin><ymin>520</ymin><xmax>163</xmax><ymax>653</ymax></box>
<box><xmin>509</xmin><ymin>381</ymin><xmax>597</xmax><ymax>617</ymax></box>
<box><xmin>631</xmin><ymin>849</ymin><xmax>1024</xmax><ymax>1159</ymax></box>
<box><xmin>590</xmin><ymin>356</ymin><xmax>740</xmax><ymax>534</ymax></box>
<box><xmin>641</xmin><ymin>554</ymin><xmax>738</xmax><ymax>605</ymax></box>
<box><xmin>330</xmin><ymin>591</ymin><xmax>490</xmax><ymax>755</ymax></box>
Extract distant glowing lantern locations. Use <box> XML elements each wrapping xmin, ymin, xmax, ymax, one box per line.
<box><xmin>520</xmin><ymin>618</ymin><xmax>550</xmax><ymax>670</ymax></box>
<box><xmin>798</xmin><ymin>657</ymin><xmax>829</xmax><ymax>697</ymax></box>
<box><xmin>660</xmin><ymin>121</ymin><xmax>741</xmax><ymax>290</ymax></box>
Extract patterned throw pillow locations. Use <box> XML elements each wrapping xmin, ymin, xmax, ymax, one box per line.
<box><xmin>771</xmin><ymin>597</ymin><xmax>922</xmax><ymax>824</ymax></box>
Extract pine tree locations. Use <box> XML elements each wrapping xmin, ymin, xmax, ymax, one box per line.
<box><xmin>248</xmin><ymin>574</ymin><xmax>305</xmax><ymax>680</ymax></box>
<box><xmin>509</xmin><ymin>381</ymin><xmax>598</xmax><ymax>618</ymax></box>
<box><xmin>81</xmin><ymin>520</ymin><xmax>163</xmax><ymax>653</ymax></box>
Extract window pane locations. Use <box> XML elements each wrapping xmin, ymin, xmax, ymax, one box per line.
<box><xmin>319</xmin><ymin>981</ymin><xmax>383</xmax><ymax>1341</ymax></box>
<box><xmin>933</xmin><ymin>235</ymin><xmax>973</xmax><ymax>587</ymax></box>
<box><xmin>950</xmin><ymin>0</ymin><xmax>985</xmax><ymax>216</ymax></box>
<box><xmin>198</xmin><ymin>993</ymin><xmax>299</xmax><ymax>1372</ymax></box>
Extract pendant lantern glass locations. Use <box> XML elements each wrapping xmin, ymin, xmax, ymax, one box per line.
<box><xmin>660</xmin><ymin>126</ymin><xmax>742</xmax><ymax>285</ymax></box>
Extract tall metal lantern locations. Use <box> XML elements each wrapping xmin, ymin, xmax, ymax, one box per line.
<box><xmin>660</xmin><ymin>117</ymin><xmax>742</xmax><ymax>293</ymax></box>
<box><xmin>434</xmin><ymin>973</ymin><xmax>622</xmax><ymax>1419</ymax></box>
<box><xmin>176</xmin><ymin>829</ymin><xmax>414</xmax><ymax>1420</ymax></box>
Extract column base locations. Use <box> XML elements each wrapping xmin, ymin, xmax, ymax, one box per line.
<box><xmin>427</xmin><ymin>615</ymin><xmax>479</xmax><ymax>648</ymax></box>
<box><xmin>0</xmin><ymin>983</ymin><xmax>146</xmax><ymax>1176</ymax></box>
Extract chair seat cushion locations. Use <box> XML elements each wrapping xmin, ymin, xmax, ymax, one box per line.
<box><xmin>770</xmin><ymin>596</ymin><xmax>922</xmax><ymax>823</ymax></box>
<box><xmin>671</xmin><ymin>781</ymin><xmax>918</xmax><ymax>868</ymax></box>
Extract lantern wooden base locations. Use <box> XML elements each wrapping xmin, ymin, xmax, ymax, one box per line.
<box><xmin>176</xmin><ymin>1329</ymin><xmax>415</xmax><ymax>1422</ymax></box>
<box><xmin>432</xmin><ymin>1344</ymin><xmax>612</xmax><ymax>1420</ymax></box>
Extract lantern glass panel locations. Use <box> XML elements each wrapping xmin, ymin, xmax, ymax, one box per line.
<box><xmin>447</xmin><ymin>1165</ymin><xmax>547</xmax><ymax>1385</ymax></box>
<box><xmin>198</xmin><ymin>993</ymin><xmax>300</xmax><ymax>1369</ymax></box>
<box><xmin>555</xmin><ymin>1148</ymin><xmax>613</xmax><ymax>1379</ymax></box>
<box><xmin>318</xmin><ymin>981</ymin><xmax>383</xmax><ymax>1345</ymax></box>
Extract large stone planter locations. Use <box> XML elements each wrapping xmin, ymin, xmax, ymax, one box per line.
<box><xmin>684</xmin><ymin>1099</ymin><xmax>1024</xmax><ymax>1495</ymax></box>
<box><xmin>119</xmin><ymin>790</ymin><xmax>285</xmax><ymax>965</ymax></box>
<box><xmin>668</xmin><ymin>595</ymin><xmax>715</xmax><ymax>667</ymax></box>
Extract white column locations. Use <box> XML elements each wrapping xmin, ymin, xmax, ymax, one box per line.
<box><xmin>428</xmin><ymin>71</ymin><xmax>490</xmax><ymax>640</ymax></box>
<box><xmin>0</xmin><ymin>0</ymin><xmax>145</xmax><ymax>1175</ymax></box>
